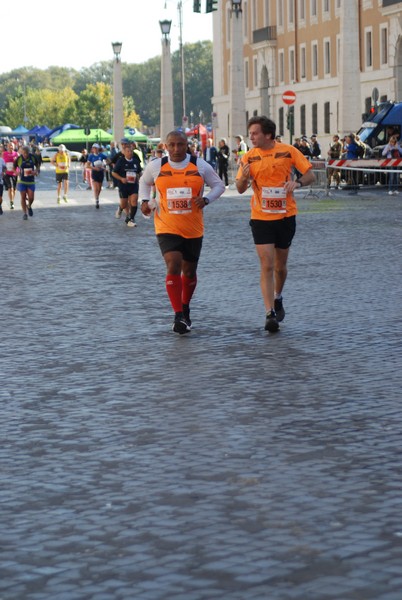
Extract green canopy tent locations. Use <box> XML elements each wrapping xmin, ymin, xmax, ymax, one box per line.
<box><xmin>52</xmin><ymin>128</ymin><xmax>113</xmax><ymax>151</ymax></box>
<box><xmin>123</xmin><ymin>128</ymin><xmax>148</xmax><ymax>143</ymax></box>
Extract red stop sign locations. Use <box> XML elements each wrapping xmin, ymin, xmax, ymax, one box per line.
<box><xmin>282</xmin><ymin>90</ymin><xmax>296</xmax><ymax>105</ymax></box>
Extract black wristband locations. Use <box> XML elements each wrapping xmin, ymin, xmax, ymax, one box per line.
<box><xmin>296</xmin><ymin>178</ymin><xmax>303</xmax><ymax>187</ymax></box>
<box><xmin>141</xmin><ymin>199</ymin><xmax>150</xmax><ymax>203</ymax></box>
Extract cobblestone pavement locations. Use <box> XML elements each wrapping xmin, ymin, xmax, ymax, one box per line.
<box><xmin>1</xmin><ymin>166</ymin><xmax>401</xmax><ymax>599</ymax></box>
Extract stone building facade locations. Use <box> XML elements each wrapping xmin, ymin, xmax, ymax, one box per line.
<box><xmin>211</xmin><ymin>0</ymin><xmax>402</xmax><ymax>149</ymax></box>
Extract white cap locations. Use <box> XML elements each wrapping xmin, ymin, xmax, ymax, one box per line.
<box><xmin>58</xmin><ymin>144</ymin><xmax>66</xmax><ymax>151</ymax></box>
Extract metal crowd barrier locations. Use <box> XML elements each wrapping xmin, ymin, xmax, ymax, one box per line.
<box><xmin>226</xmin><ymin>157</ymin><xmax>400</xmax><ymax>196</ymax></box>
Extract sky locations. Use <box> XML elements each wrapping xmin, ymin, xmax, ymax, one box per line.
<box><xmin>1</xmin><ymin>0</ymin><xmax>213</xmax><ymax>74</ymax></box>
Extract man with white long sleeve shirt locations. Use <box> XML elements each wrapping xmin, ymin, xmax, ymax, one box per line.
<box><xmin>139</xmin><ymin>130</ymin><xmax>225</xmax><ymax>334</ymax></box>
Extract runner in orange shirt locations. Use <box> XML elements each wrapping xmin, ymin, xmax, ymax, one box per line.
<box><xmin>236</xmin><ymin>116</ymin><xmax>315</xmax><ymax>333</ymax></box>
<box><xmin>139</xmin><ymin>130</ymin><xmax>225</xmax><ymax>334</ymax></box>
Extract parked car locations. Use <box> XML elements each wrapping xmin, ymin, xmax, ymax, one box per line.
<box><xmin>41</xmin><ymin>146</ymin><xmax>82</xmax><ymax>162</ymax></box>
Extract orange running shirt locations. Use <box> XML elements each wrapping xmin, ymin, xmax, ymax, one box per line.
<box><xmin>154</xmin><ymin>156</ymin><xmax>205</xmax><ymax>238</ymax></box>
<box><xmin>237</xmin><ymin>143</ymin><xmax>313</xmax><ymax>221</ymax></box>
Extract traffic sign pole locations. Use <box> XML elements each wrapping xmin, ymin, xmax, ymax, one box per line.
<box><xmin>282</xmin><ymin>90</ymin><xmax>296</xmax><ymax>144</ymax></box>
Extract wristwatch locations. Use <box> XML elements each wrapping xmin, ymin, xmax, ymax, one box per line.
<box><xmin>203</xmin><ymin>197</ymin><xmax>210</xmax><ymax>205</ymax></box>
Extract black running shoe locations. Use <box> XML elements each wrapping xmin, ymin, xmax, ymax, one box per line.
<box><xmin>28</xmin><ymin>206</ymin><xmax>33</xmax><ymax>216</ymax></box>
<box><xmin>96</xmin><ymin>200</ymin><xmax>100</xmax><ymax>209</ymax></box>
<box><xmin>274</xmin><ymin>298</ymin><xmax>285</xmax><ymax>322</ymax></box>
<box><xmin>265</xmin><ymin>310</ymin><xmax>279</xmax><ymax>333</ymax></box>
<box><xmin>182</xmin><ymin>304</ymin><xmax>191</xmax><ymax>328</ymax></box>
<box><xmin>0</xmin><ymin>205</ymin><xmax>3</xmax><ymax>215</ymax></box>
<box><xmin>172</xmin><ymin>312</ymin><xmax>191</xmax><ymax>334</ymax></box>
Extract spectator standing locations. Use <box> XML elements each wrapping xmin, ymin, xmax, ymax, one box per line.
<box><xmin>299</xmin><ymin>137</ymin><xmax>313</xmax><ymax>159</ymax></box>
<box><xmin>310</xmin><ymin>134</ymin><xmax>321</xmax><ymax>159</ymax></box>
<box><xmin>203</xmin><ymin>138</ymin><xmax>218</xmax><ymax>171</ymax></box>
<box><xmin>233</xmin><ymin>135</ymin><xmax>248</xmax><ymax>164</ymax></box>
<box><xmin>79</xmin><ymin>149</ymin><xmax>88</xmax><ymax>184</ymax></box>
<box><xmin>327</xmin><ymin>134</ymin><xmax>343</xmax><ymax>189</ymax></box>
<box><xmin>217</xmin><ymin>138</ymin><xmax>230</xmax><ymax>187</ymax></box>
<box><xmin>382</xmin><ymin>136</ymin><xmax>401</xmax><ymax>195</ymax></box>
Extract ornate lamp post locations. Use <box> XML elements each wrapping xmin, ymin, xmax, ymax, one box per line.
<box><xmin>112</xmin><ymin>41</ymin><xmax>124</xmax><ymax>146</ymax></box>
<box><xmin>159</xmin><ymin>19</ymin><xmax>175</xmax><ymax>141</ymax></box>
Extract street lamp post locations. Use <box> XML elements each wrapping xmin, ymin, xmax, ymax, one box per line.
<box><xmin>112</xmin><ymin>41</ymin><xmax>124</xmax><ymax>146</ymax></box>
<box><xmin>159</xmin><ymin>19</ymin><xmax>175</xmax><ymax>141</ymax></box>
<box><xmin>178</xmin><ymin>1</ymin><xmax>187</xmax><ymax>127</ymax></box>
<box><xmin>229</xmin><ymin>1</ymin><xmax>246</xmax><ymax>148</ymax></box>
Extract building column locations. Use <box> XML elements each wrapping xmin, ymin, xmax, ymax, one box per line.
<box><xmin>339</xmin><ymin>1</ymin><xmax>361</xmax><ymax>136</ymax></box>
<box><xmin>160</xmin><ymin>34</ymin><xmax>175</xmax><ymax>142</ymax></box>
<box><xmin>112</xmin><ymin>43</ymin><xmax>124</xmax><ymax>145</ymax></box>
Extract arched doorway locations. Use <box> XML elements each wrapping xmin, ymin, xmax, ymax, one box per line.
<box><xmin>260</xmin><ymin>65</ymin><xmax>269</xmax><ymax>116</ymax></box>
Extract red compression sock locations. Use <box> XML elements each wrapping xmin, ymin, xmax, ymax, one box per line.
<box><xmin>166</xmin><ymin>275</ymin><xmax>183</xmax><ymax>313</ymax></box>
<box><xmin>182</xmin><ymin>275</ymin><xmax>197</xmax><ymax>305</ymax></box>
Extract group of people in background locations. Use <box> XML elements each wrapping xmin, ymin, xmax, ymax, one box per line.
<box><xmin>0</xmin><ymin>140</ymin><xmax>40</xmax><ymax>219</ymax></box>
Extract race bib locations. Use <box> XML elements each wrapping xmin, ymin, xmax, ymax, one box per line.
<box><xmin>58</xmin><ymin>162</ymin><xmax>66</xmax><ymax>169</ymax></box>
<box><xmin>261</xmin><ymin>187</ymin><xmax>287</xmax><ymax>214</ymax></box>
<box><xmin>126</xmin><ymin>170</ymin><xmax>137</xmax><ymax>183</ymax></box>
<box><xmin>24</xmin><ymin>168</ymin><xmax>34</xmax><ymax>177</ymax></box>
<box><xmin>6</xmin><ymin>162</ymin><xmax>14</xmax><ymax>171</ymax></box>
<box><xmin>167</xmin><ymin>187</ymin><xmax>192</xmax><ymax>214</ymax></box>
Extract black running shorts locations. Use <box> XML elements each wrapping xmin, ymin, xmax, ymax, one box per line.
<box><xmin>157</xmin><ymin>234</ymin><xmax>203</xmax><ymax>263</ymax></box>
<box><xmin>4</xmin><ymin>174</ymin><xmax>17</xmax><ymax>190</ymax></box>
<box><xmin>118</xmin><ymin>183</ymin><xmax>139</xmax><ymax>198</ymax></box>
<box><xmin>250</xmin><ymin>216</ymin><xmax>296</xmax><ymax>249</ymax></box>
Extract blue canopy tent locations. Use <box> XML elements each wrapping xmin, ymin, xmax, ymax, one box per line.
<box><xmin>26</xmin><ymin>125</ymin><xmax>41</xmax><ymax>136</ymax></box>
<box><xmin>11</xmin><ymin>125</ymin><xmax>29</xmax><ymax>138</ymax></box>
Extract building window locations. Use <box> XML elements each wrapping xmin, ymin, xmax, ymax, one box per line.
<box><xmin>245</xmin><ymin>59</ymin><xmax>249</xmax><ymax>89</ymax></box>
<box><xmin>264</xmin><ymin>0</ymin><xmax>270</xmax><ymax>25</ymax></box>
<box><xmin>278</xmin><ymin>0</ymin><xmax>284</xmax><ymax>28</ymax></box>
<box><xmin>254</xmin><ymin>57</ymin><xmax>258</xmax><ymax>88</ymax></box>
<box><xmin>300</xmin><ymin>104</ymin><xmax>306</xmax><ymax>136</ymax></box>
<box><xmin>365</xmin><ymin>29</ymin><xmax>373</xmax><ymax>68</ymax></box>
<box><xmin>279</xmin><ymin>51</ymin><xmax>285</xmax><ymax>84</ymax></box>
<box><xmin>323</xmin><ymin>0</ymin><xmax>329</xmax><ymax>13</ymax></box>
<box><xmin>381</xmin><ymin>26</ymin><xmax>388</xmax><ymax>66</ymax></box>
<box><xmin>311</xmin><ymin>0</ymin><xmax>317</xmax><ymax>17</ymax></box>
<box><xmin>312</xmin><ymin>42</ymin><xmax>318</xmax><ymax>77</ymax></box>
<box><xmin>243</xmin><ymin>1</ymin><xmax>248</xmax><ymax>38</ymax></box>
<box><xmin>336</xmin><ymin>35</ymin><xmax>340</xmax><ymax>75</ymax></box>
<box><xmin>324</xmin><ymin>39</ymin><xmax>331</xmax><ymax>75</ymax></box>
<box><xmin>288</xmin><ymin>0</ymin><xmax>294</xmax><ymax>25</ymax></box>
<box><xmin>251</xmin><ymin>0</ymin><xmax>257</xmax><ymax>30</ymax></box>
<box><xmin>289</xmin><ymin>48</ymin><xmax>295</xmax><ymax>82</ymax></box>
<box><xmin>324</xmin><ymin>102</ymin><xmax>330</xmax><ymax>133</ymax></box>
<box><xmin>312</xmin><ymin>103</ymin><xmax>318</xmax><ymax>135</ymax></box>
<box><xmin>299</xmin><ymin>0</ymin><xmax>305</xmax><ymax>21</ymax></box>
<box><xmin>300</xmin><ymin>46</ymin><xmax>306</xmax><ymax>79</ymax></box>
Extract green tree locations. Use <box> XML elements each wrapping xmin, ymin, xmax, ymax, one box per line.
<box><xmin>74</xmin><ymin>81</ymin><xmax>112</xmax><ymax>130</ymax></box>
<box><xmin>2</xmin><ymin>87</ymin><xmax>78</xmax><ymax>128</ymax></box>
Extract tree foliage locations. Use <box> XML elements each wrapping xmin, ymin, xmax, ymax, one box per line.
<box><xmin>0</xmin><ymin>41</ymin><xmax>213</xmax><ymax>131</ymax></box>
